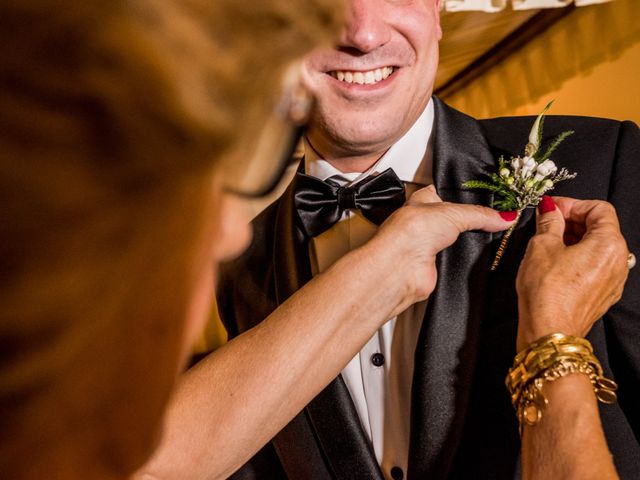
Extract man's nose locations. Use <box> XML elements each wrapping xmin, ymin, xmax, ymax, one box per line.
<box><xmin>339</xmin><ymin>0</ymin><xmax>391</xmax><ymax>53</ymax></box>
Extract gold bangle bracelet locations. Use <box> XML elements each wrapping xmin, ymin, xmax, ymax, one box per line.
<box><xmin>506</xmin><ymin>333</ymin><xmax>618</xmax><ymax>434</ymax></box>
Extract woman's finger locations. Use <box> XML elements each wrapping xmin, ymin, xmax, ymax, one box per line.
<box><xmin>535</xmin><ymin>195</ymin><xmax>566</xmax><ymax>239</ymax></box>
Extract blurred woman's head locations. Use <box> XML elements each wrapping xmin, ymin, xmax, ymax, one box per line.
<box><xmin>0</xmin><ymin>0</ymin><xmax>342</xmax><ymax>476</ymax></box>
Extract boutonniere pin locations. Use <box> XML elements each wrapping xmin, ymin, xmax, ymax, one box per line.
<box><xmin>462</xmin><ymin>101</ymin><xmax>577</xmax><ymax>270</ymax></box>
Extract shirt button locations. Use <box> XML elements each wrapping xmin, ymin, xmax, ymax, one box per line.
<box><xmin>390</xmin><ymin>466</ymin><xmax>404</xmax><ymax>480</ymax></box>
<box><xmin>370</xmin><ymin>352</ymin><xmax>385</xmax><ymax>367</ymax></box>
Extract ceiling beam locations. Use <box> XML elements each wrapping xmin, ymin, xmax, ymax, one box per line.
<box><xmin>435</xmin><ymin>5</ymin><xmax>576</xmax><ymax>99</ymax></box>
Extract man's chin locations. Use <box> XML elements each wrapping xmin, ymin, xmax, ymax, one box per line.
<box><xmin>312</xmin><ymin>117</ymin><xmax>407</xmax><ymax>153</ymax></box>
<box><xmin>305</xmin><ymin>130</ymin><xmax>399</xmax><ymax>170</ymax></box>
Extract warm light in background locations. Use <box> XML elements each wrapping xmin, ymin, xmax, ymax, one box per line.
<box><xmin>444</xmin><ymin>0</ymin><xmax>639</xmax><ymax>123</ymax></box>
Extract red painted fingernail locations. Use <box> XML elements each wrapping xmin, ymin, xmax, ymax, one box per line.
<box><xmin>499</xmin><ymin>211</ymin><xmax>518</xmax><ymax>221</ymax></box>
<box><xmin>538</xmin><ymin>195</ymin><xmax>556</xmax><ymax>214</ymax></box>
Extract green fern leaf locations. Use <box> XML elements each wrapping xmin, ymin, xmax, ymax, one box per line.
<box><xmin>537</xmin><ymin>130</ymin><xmax>574</xmax><ymax>162</ymax></box>
<box><xmin>462</xmin><ymin>180</ymin><xmax>502</xmax><ymax>192</ymax></box>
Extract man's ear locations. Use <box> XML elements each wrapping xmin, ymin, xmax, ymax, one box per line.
<box><xmin>434</xmin><ymin>0</ymin><xmax>443</xmax><ymax>40</ymax></box>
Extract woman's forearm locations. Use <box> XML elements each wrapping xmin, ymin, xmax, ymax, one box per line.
<box><xmin>521</xmin><ymin>374</ymin><xmax>618</xmax><ymax>480</ymax></box>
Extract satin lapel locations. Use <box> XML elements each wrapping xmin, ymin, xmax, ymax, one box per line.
<box><xmin>408</xmin><ymin>97</ymin><xmax>497</xmax><ymax>479</ymax></box>
<box><xmin>305</xmin><ymin>378</ymin><xmax>384</xmax><ymax>480</ymax></box>
<box><xmin>272</xmin><ymin>165</ymin><xmax>383</xmax><ymax>480</ymax></box>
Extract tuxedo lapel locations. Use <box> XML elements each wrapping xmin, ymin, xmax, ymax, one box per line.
<box><xmin>271</xmin><ymin>166</ymin><xmax>383</xmax><ymax>480</ymax></box>
<box><xmin>304</xmin><ymin>379</ymin><xmax>384</xmax><ymax>480</ymax></box>
<box><xmin>408</xmin><ymin>97</ymin><xmax>498</xmax><ymax>479</ymax></box>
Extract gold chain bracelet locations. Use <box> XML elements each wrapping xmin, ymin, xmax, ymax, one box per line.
<box><xmin>506</xmin><ymin>333</ymin><xmax>618</xmax><ymax>434</ymax></box>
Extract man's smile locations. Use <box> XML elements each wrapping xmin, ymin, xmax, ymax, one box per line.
<box><xmin>329</xmin><ymin>66</ymin><xmax>395</xmax><ymax>85</ymax></box>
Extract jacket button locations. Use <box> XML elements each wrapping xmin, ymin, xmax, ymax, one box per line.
<box><xmin>371</xmin><ymin>353</ymin><xmax>385</xmax><ymax>367</ymax></box>
<box><xmin>390</xmin><ymin>466</ymin><xmax>404</xmax><ymax>480</ymax></box>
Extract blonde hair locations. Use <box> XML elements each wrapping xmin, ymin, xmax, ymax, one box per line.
<box><xmin>0</xmin><ymin>0</ymin><xmax>342</xmax><ymax>476</ymax></box>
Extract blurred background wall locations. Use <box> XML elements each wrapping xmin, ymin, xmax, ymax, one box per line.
<box><xmin>440</xmin><ymin>0</ymin><xmax>640</xmax><ymax>122</ymax></box>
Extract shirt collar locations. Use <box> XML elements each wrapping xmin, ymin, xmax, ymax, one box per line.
<box><xmin>304</xmin><ymin>98</ymin><xmax>434</xmax><ymax>186</ymax></box>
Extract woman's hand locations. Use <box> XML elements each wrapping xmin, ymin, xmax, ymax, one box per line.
<box><xmin>367</xmin><ymin>185</ymin><xmax>515</xmax><ymax>317</ymax></box>
<box><xmin>516</xmin><ymin>196</ymin><xmax>629</xmax><ymax>351</ymax></box>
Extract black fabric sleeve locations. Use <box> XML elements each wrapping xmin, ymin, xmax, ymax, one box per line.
<box><xmin>605</xmin><ymin>120</ymin><xmax>640</xmax><ymax>443</ymax></box>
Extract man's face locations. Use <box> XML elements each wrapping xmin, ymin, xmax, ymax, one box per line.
<box><xmin>302</xmin><ymin>0</ymin><xmax>442</xmax><ymax>163</ymax></box>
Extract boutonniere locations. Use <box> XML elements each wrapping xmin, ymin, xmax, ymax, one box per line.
<box><xmin>462</xmin><ymin>102</ymin><xmax>577</xmax><ymax>270</ymax></box>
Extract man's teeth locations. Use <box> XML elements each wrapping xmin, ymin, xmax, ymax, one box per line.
<box><xmin>331</xmin><ymin>67</ymin><xmax>394</xmax><ymax>85</ymax></box>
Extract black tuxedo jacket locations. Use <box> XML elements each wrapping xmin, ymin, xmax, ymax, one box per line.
<box><xmin>216</xmin><ymin>98</ymin><xmax>640</xmax><ymax>479</ymax></box>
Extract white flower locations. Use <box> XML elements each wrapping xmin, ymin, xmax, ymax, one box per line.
<box><xmin>499</xmin><ymin>168</ymin><xmax>510</xmax><ymax>178</ymax></box>
<box><xmin>520</xmin><ymin>156</ymin><xmax>536</xmax><ymax>178</ymax></box>
<box><xmin>511</xmin><ymin>157</ymin><xmax>523</xmax><ymax>171</ymax></box>
<box><xmin>536</xmin><ymin>159</ymin><xmax>558</xmax><ymax>177</ymax></box>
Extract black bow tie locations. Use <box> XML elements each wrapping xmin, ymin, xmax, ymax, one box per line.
<box><xmin>293</xmin><ymin>167</ymin><xmax>406</xmax><ymax>238</ymax></box>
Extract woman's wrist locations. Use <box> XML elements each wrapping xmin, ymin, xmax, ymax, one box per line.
<box><xmin>356</xmin><ymin>232</ymin><xmax>430</xmax><ymax>315</ymax></box>
<box><xmin>516</xmin><ymin>320</ymin><xmax>557</xmax><ymax>352</ymax></box>
<box><xmin>330</xmin><ymin>239</ymin><xmax>408</xmax><ymax>321</ymax></box>
<box><xmin>516</xmin><ymin>310</ymin><xmax>587</xmax><ymax>352</ymax></box>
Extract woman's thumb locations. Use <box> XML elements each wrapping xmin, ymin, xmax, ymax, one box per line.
<box><xmin>536</xmin><ymin>195</ymin><xmax>565</xmax><ymax>238</ymax></box>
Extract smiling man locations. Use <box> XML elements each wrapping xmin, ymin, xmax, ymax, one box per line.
<box><xmin>217</xmin><ymin>0</ymin><xmax>640</xmax><ymax>478</ymax></box>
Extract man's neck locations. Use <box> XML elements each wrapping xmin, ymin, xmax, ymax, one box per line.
<box><xmin>320</xmin><ymin>153</ymin><xmax>388</xmax><ymax>174</ymax></box>
<box><xmin>304</xmin><ymin>138</ymin><xmax>390</xmax><ymax>174</ymax></box>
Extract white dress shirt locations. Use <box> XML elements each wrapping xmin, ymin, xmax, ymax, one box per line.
<box><xmin>304</xmin><ymin>100</ymin><xmax>435</xmax><ymax>480</ymax></box>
